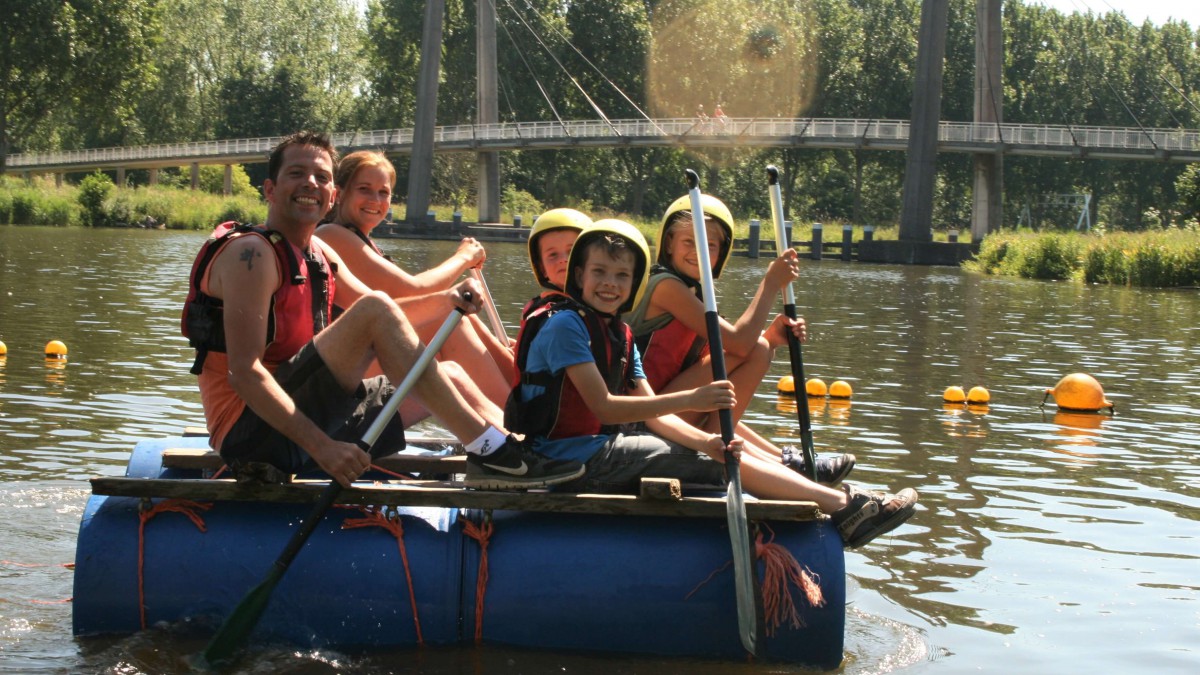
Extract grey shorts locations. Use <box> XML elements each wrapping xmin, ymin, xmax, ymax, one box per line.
<box><xmin>220</xmin><ymin>342</ymin><xmax>406</xmax><ymax>475</ymax></box>
<box><xmin>570</xmin><ymin>431</ymin><xmax>726</xmax><ymax>494</ymax></box>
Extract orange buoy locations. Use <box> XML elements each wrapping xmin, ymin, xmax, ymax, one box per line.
<box><xmin>0</xmin><ymin>340</ymin><xmax>7</xmax><ymax>356</ymax></box>
<box><xmin>805</xmin><ymin>378</ymin><xmax>827</xmax><ymax>397</ymax></box>
<box><xmin>967</xmin><ymin>386</ymin><xmax>990</xmax><ymax>405</ymax></box>
<box><xmin>1044</xmin><ymin>373</ymin><xmax>1113</xmax><ymax>412</ymax></box>
<box><xmin>829</xmin><ymin>380</ymin><xmax>853</xmax><ymax>399</ymax></box>
<box><xmin>45</xmin><ymin>340</ymin><xmax>68</xmax><ymax>359</ymax></box>
<box><xmin>777</xmin><ymin>375</ymin><xmax>796</xmax><ymax>393</ymax></box>
<box><xmin>943</xmin><ymin>386</ymin><xmax>966</xmax><ymax>403</ymax></box>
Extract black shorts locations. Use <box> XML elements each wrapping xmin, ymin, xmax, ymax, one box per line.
<box><xmin>219</xmin><ymin>342</ymin><xmax>406</xmax><ymax>474</ymax></box>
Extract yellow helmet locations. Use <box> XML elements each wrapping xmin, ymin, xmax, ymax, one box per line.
<box><xmin>528</xmin><ymin>208</ymin><xmax>591</xmax><ymax>290</ymax></box>
<box><xmin>565</xmin><ymin>219</ymin><xmax>651</xmax><ymax>315</ymax></box>
<box><xmin>658</xmin><ymin>193</ymin><xmax>734</xmax><ymax>278</ymax></box>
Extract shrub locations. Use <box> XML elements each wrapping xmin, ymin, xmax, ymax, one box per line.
<box><xmin>78</xmin><ymin>172</ymin><xmax>115</xmax><ymax>227</ymax></box>
<box><xmin>501</xmin><ymin>187</ymin><xmax>542</xmax><ymax>222</ymax></box>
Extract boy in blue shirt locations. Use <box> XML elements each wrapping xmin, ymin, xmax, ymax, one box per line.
<box><xmin>507</xmin><ymin>220</ymin><xmax>919</xmax><ymax>548</ymax></box>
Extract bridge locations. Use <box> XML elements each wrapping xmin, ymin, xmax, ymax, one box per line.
<box><xmin>6</xmin><ymin>117</ymin><xmax>1199</xmax><ymax>174</ymax></box>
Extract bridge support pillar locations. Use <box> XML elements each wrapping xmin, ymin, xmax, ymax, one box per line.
<box><xmin>898</xmin><ymin>0</ymin><xmax>947</xmax><ymax>244</ymax></box>
<box><xmin>971</xmin><ymin>0</ymin><xmax>1004</xmax><ymax>242</ymax></box>
<box><xmin>55</xmin><ymin>173</ymin><xmax>63</xmax><ymax>188</ymax></box>
<box><xmin>405</xmin><ymin>0</ymin><xmax>445</xmax><ymax>225</ymax></box>
<box><xmin>476</xmin><ymin>0</ymin><xmax>500</xmax><ymax>223</ymax></box>
<box><xmin>148</xmin><ymin>168</ymin><xmax>158</xmax><ymax>186</ymax></box>
<box><xmin>117</xmin><ymin>167</ymin><xmax>126</xmax><ymax>187</ymax></box>
<box><xmin>190</xmin><ymin>163</ymin><xmax>200</xmax><ymax>191</ymax></box>
<box><xmin>224</xmin><ymin>164</ymin><xmax>233</xmax><ymax>197</ymax></box>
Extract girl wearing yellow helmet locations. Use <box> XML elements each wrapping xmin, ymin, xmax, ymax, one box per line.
<box><xmin>315</xmin><ymin>151</ymin><xmax>513</xmax><ymax>425</ymax></box>
<box><xmin>626</xmin><ymin>192</ymin><xmax>855</xmax><ymax>485</ymax></box>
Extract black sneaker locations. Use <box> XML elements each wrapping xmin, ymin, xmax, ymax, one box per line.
<box><xmin>463</xmin><ymin>435</ymin><xmax>585</xmax><ymax>490</ymax></box>
<box><xmin>831</xmin><ymin>485</ymin><xmax>918</xmax><ymax>548</ymax></box>
<box><xmin>782</xmin><ymin>447</ymin><xmax>857</xmax><ymax>486</ymax></box>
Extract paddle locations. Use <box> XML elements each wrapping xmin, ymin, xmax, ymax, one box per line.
<box><xmin>766</xmin><ymin>166</ymin><xmax>818</xmax><ymax>482</ymax></box>
<box><xmin>684</xmin><ymin>169</ymin><xmax>760</xmax><ymax>656</ymax></box>
<box><xmin>199</xmin><ymin>296</ymin><xmax>471</xmax><ymax>667</ymax></box>
<box><xmin>469</xmin><ymin>267</ymin><xmax>507</xmax><ymax>340</ymax></box>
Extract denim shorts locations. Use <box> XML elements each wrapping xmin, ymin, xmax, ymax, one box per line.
<box><xmin>568</xmin><ymin>431</ymin><xmax>726</xmax><ymax>494</ymax></box>
<box><xmin>220</xmin><ymin>341</ymin><xmax>406</xmax><ymax>474</ymax></box>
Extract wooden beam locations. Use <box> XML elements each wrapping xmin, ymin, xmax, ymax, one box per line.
<box><xmin>161</xmin><ymin>446</ymin><xmax>463</xmax><ymax>475</ymax></box>
<box><xmin>90</xmin><ymin>477</ymin><xmax>821</xmax><ymax>522</ymax></box>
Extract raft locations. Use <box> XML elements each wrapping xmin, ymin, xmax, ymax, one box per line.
<box><xmin>73</xmin><ymin>436</ymin><xmax>846</xmax><ymax>668</ymax></box>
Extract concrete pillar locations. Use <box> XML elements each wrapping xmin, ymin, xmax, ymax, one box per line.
<box><xmin>841</xmin><ymin>225</ymin><xmax>853</xmax><ymax>261</ymax></box>
<box><xmin>190</xmin><ymin>162</ymin><xmax>200</xmax><ymax>191</ymax></box>
<box><xmin>148</xmin><ymin>168</ymin><xmax>158</xmax><ymax>186</ymax></box>
<box><xmin>224</xmin><ymin>164</ymin><xmax>232</xmax><ymax>196</ymax></box>
<box><xmin>476</xmin><ymin>0</ymin><xmax>500</xmax><ymax>223</ymax></box>
<box><xmin>117</xmin><ymin>167</ymin><xmax>126</xmax><ymax>186</ymax></box>
<box><xmin>899</xmin><ymin>0</ymin><xmax>948</xmax><ymax>243</ymax></box>
<box><xmin>971</xmin><ymin>0</ymin><xmax>1004</xmax><ymax>243</ymax></box>
<box><xmin>55</xmin><ymin>173</ymin><xmax>63</xmax><ymax>188</ymax></box>
<box><xmin>810</xmin><ymin>222</ymin><xmax>823</xmax><ymax>261</ymax></box>
<box><xmin>747</xmin><ymin>219</ymin><xmax>760</xmax><ymax>259</ymax></box>
<box><xmin>404</xmin><ymin>0</ymin><xmax>445</xmax><ymax>224</ymax></box>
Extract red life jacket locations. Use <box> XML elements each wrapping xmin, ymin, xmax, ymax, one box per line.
<box><xmin>505</xmin><ymin>297</ymin><xmax>634</xmax><ymax>439</ymax></box>
<box><xmin>633</xmin><ymin>268</ymin><xmax>709</xmax><ymax>392</ymax></box>
<box><xmin>181</xmin><ymin>222</ymin><xmax>336</xmax><ymax>375</ymax></box>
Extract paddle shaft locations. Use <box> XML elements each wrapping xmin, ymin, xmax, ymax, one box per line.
<box><xmin>766</xmin><ymin>166</ymin><xmax>817</xmax><ymax>481</ymax></box>
<box><xmin>685</xmin><ymin>170</ymin><xmax>759</xmax><ymax>657</ymax></box>
<box><xmin>470</xmin><ymin>267</ymin><xmax>507</xmax><ymax>340</ymax></box>
<box><xmin>201</xmin><ymin>300</ymin><xmax>469</xmax><ymax>666</ymax></box>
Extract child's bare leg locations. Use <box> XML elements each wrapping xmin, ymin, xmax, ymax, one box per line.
<box><xmin>467</xmin><ymin>314</ymin><xmax>517</xmax><ymax>382</ymax></box>
<box><xmin>738</xmin><ymin>453</ymin><xmax>847</xmax><ymax>512</ymax></box>
<box><xmin>414</xmin><ymin>315</ymin><xmax>511</xmax><ymax>405</ymax></box>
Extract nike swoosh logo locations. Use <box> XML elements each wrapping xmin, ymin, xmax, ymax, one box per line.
<box><xmin>481</xmin><ymin>460</ymin><xmax>529</xmax><ymax>476</ymax></box>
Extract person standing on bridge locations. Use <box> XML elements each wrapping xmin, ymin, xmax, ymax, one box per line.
<box><xmin>183</xmin><ymin>132</ymin><xmax>583</xmax><ymax>490</ymax></box>
<box><xmin>316</xmin><ymin>150</ymin><xmax>516</xmax><ymax>420</ymax></box>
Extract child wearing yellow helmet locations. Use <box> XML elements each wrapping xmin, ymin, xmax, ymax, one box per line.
<box><xmin>626</xmin><ymin>192</ymin><xmax>856</xmax><ymax>486</ymax></box>
<box><xmin>507</xmin><ymin>219</ymin><xmax>918</xmax><ymax>548</ymax></box>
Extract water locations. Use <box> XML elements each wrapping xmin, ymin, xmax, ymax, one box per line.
<box><xmin>1</xmin><ymin>224</ymin><xmax>1197</xmax><ymax>673</ymax></box>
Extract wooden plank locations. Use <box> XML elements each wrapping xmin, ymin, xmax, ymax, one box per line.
<box><xmin>639</xmin><ymin>477</ymin><xmax>681</xmax><ymax>501</ymax></box>
<box><xmin>161</xmin><ymin>448</ymin><xmax>466</xmax><ymax>474</ymax></box>
<box><xmin>90</xmin><ymin>477</ymin><xmax>821</xmax><ymax>522</ymax></box>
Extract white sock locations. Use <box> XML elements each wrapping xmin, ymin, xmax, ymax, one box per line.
<box><xmin>464</xmin><ymin>426</ymin><xmax>507</xmax><ymax>456</ymax></box>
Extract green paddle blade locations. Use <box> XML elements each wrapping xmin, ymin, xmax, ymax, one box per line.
<box><xmin>199</xmin><ymin>565</ymin><xmax>285</xmax><ymax>667</ymax></box>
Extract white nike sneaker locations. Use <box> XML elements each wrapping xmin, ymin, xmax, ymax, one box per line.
<box><xmin>463</xmin><ymin>435</ymin><xmax>585</xmax><ymax>490</ymax></box>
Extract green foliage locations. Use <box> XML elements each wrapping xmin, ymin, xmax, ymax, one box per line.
<box><xmin>970</xmin><ymin>229</ymin><xmax>1200</xmax><ymax>287</ymax></box>
<box><xmin>501</xmin><ymin>187</ymin><xmax>543</xmax><ymax>221</ymax></box>
<box><xmin>78</xmin><ymin>172</ymin><xmax>116</xmax><ymax>227</ymax></box>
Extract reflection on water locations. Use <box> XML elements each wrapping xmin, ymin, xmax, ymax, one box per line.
<box><xmin>1</xmin><ymin>225</ymin><xmax>1198</xmax><ymax>673</ymax></box>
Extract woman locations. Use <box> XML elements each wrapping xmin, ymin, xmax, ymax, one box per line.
<box><xmin>316</xmin><ymin>150</ymin><xmax>513</xmax><ymax>427</ymax></box>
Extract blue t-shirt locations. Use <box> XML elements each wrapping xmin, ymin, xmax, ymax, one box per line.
<box><xmin>523</xmin><ymin>310</ymin><xmax>645</xmax><ymax>464</ymax></box>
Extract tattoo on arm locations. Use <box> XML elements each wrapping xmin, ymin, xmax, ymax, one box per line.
<box><xmin>240</xmin><ymin>248</ymin><xmax>261</xmax><ymax>270</ymax></box>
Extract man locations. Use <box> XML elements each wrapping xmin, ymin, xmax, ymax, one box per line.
<box><xmin>184</xmin><ymin>131</ymin><xmax>583</xmax><ymax>490</ymax></box>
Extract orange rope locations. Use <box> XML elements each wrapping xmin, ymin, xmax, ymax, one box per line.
<box><xmin>341</xmin><ymin>507</ymin><xmax>424</xmax><ymax>644</ymax></box>
<box><xmin>137</xmin><ymin>498</ymin><xmax>210</xmax><ymax>629</ymax></box>
<box><xmin>755</xmin><ymin>524</ymin><xmax>825</xmax><ymax>636</ymax></box>
<box><xmin>368</xmin><ymin>463</ymin><xmax>415</xmax><ymax>480</ymax></box>
<box><xmin>461</xmin><ymin>515</ymin><xmax>494</xmax><ymax>643</ymax></box>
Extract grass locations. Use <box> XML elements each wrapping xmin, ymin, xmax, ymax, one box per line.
<box><xmin>965</xmin><ymin>228</ymin><xmax>1200</xmax><ymax>287</ymax></box>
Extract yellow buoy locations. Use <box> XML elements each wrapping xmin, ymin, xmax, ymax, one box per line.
<box><xmin>45</xmin><ymin>340</ymin><xmax>68</xmax><ymax>359</ymax></box>
<box><xmin>805</xmin><ymin>378</ymin><xmax>827</xmax><ymax>397</ymax></box>
<box><xmin>1044</xmin><ymin>373</ymin><xmax>1113</xmax><ymax>412</ymax></box>
<box><xmin>967</xmin><ymin>386</ymin><xmax>990</xmax><ymax>405</ymax></box>
<box><xmin>829</xmin><ymin>380</ymin><xmax>853</xmax><ymax>399</ymax></box>
<box><xmin>943</xmin><ymin>386</ymin><xmax>966</xmax><ymax>403</ymax></box>
<box><xmin>777</xmin><ymin>375</ymin><xmax>795</xmax><ymax>394</ymax></box>
<box><xmin>0</xmin><ymin>340</ymin><xmax>7</xmax><ymax>356</ymax></box>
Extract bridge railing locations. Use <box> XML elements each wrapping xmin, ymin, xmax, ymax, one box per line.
<box><xmin>6</xmin><ymin>118</ymin><xmax>1199</xmax><ymax>169</ymax></box>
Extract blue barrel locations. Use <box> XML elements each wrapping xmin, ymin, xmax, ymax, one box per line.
<box><xmin>462</xmin><ymin>509</ymin><xmax>844</xmax><ymax>669</ymax></box>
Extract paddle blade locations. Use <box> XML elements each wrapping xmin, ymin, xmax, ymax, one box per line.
<box><xmin>200</xmin><ymin>566</ymin><xmax>285</xmax><ymax>667</ymax></box>
<box><xmin>725</xmin><ymin>466</ymin><xmax>758</xmax><ymax>656</ymax></box>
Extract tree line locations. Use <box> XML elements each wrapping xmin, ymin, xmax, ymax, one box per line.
<box><xmin>2</xmin><ymin>0</ymin><xmax>1198</xmax><ymax>230</ymax></box>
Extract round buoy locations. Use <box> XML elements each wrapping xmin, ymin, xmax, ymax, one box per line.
<box><xmin>967</xmin><ymin>386</ymin><xmax>990</xmax><ymax>405</ymax></box>
<box><xmin>777</xmin><ymin>375</ymin><xmax>796</xmax><ymax>393</ymax></box>
<box><xmin>805</xmin><ymin>378</ymin><xmax>827</xmax><ymax>397</ymax></box>
<box><xmin>0</xmin><ymin>340</ymin><xmax>7</xmax><ymax>356</ymax></box>
<box><xmin>829</xmin><ymin>380</ymin><xmax>853</xmax><ymax>399</ymax></box>
<box><xmin>1044</xmin><ymin>373</ymin><xmax>1113</xmax><ymax>412</ymax></box>
<box><xmin>943</xmin><ymin>386</ymin><xmax>966</xmax><ymax>403</ymax></box>
<box><xmin>45</xmin><ymin>340</ymin><xmax>68</xmax><ymax>359</ymax></box>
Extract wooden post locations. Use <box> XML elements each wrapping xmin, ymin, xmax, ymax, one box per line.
<box><xmin>748</xmin><ymin>219</ymin><xmax>760</xmax><ymax>259</ymax></box>
<box><xmin>841</xmin><ymin>225</ymin><xmax>853</xmax><ymax>261</ymax></box>
<box><xmin>810</xmin><ymin>222</ymin><xmax>823</xmax><ymax>261</ymax></box>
